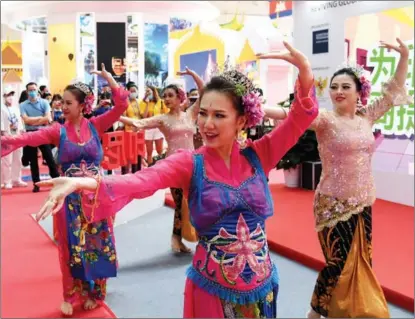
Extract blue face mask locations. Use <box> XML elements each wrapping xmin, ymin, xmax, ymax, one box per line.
<box><xmin>148</xmin><ymin>93</ymin><xmax>153</xmax><ymax>100</ymax></box>
<box><xmin>28</xmin><ymin>91</ymin><xmax>37</xmax><ymax>99</ymax></box>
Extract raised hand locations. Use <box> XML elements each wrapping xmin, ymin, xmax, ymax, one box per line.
<box><xmin>35</xmin><ymin>177</ymin><xmax>79</xmax><ymax>221</ymax></box>
<box><xmin>176</xmin><ymin>67</ymin><xmax>194</xmax><ymax>76</ymax></box>
<box><xmin>380</xmin><ymin>38</ymin><xmax>409</xmax><ymax>58</ymax></box>
<box><xmin>257</xmin><ymin>41</ymin><xmax>310</xmax><ymax>71</ymax></box>
<box><xmin>91</xmin><ymin>63</ymin><xmax>113</xmax><ymax>80</ymax></box>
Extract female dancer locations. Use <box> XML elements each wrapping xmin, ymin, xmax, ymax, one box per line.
<box><xmin>120</xmin><ymin>67</ymin><xmax>204</xmax><ymax>253</ymax></box>
<box><xmin>306</xmin><ymin>38</ymin><xmax>411</xmax><ymax>318</ymax></box>
<box><xmin>33</xmin><ymin>42</ymin><xmax>317</xmax><ymax>318</ymax></box>
<box><xmin>1</xmin><ymin>64</ymin><xmax>129</xmax><ymax>316</ymax></box>
<box><xmin>139</xmin><ymin>85</ymin><xmax>166</xmax><ymax>165</ymax></box>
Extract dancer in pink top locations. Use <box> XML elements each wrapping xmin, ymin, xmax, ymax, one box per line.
<box><xmin>306</xmin><ymin>38</ymin><xmax>411</xmax><ymax>318</ymax></box>
<box><xmin>120</xmin><ymin>67</ymin><xmax>204</xmax><ymax>253</ymax></box>
<box><xmin>34</xmin><ymin>42</ymin><xmax>318</xmax><ymax>318</ymax></box>
<box><xmin>1</xmin><ymin>64</ymin><xmax>129</xmax><ymax>316</ymax></box>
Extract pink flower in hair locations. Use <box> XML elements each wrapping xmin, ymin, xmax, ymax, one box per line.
<box><xmin>83</xmin><ymin>94</ymin><xmax>95</xmax><ymax>114</ymax></box>
<box><xmin>359</xmin><ymin>76</ymin><xmax>371</xmax><ymax>106</ymax></box>
<box><xmin>177</xmin><ymin>87</ymin><xmax>186</xmax><ymax>103</ymax></box>
<box><xmin>242</xmin><ymin>92</ymin><xmax>264</xmax><ymax>128</ymax></box>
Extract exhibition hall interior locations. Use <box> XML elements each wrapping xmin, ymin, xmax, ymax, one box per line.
<box><xmin>1</xmin><ymin>1</ymin><xmax>414</xmax><ymax>318</ymax></box>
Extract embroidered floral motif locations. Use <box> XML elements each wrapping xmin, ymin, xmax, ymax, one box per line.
<box><xmin>215</xmin><ymin>214</ymin><xmax>267</xmax><ymax>282</ymax></box>
<box><xmin>64</xmin><ymin>160</ymin><xmax>100</xmax><ymax>178</ymax></box>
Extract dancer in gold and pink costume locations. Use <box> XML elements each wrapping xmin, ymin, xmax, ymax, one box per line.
<box><xmin>307</xmin><ymin>38</ymin><xmax>412</xmax><ymax>318</ymax></box>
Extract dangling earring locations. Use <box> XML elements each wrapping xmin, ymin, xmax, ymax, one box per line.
<box><xmin>357</xmin><ymin>97</ymin><xmax>363</xmax><ymax>109</ymax></box>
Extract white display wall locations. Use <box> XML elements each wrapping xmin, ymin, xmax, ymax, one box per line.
<box><xmin>293</xmin><ymin>1</ymin><xmax>414</xmax><ymax>206</ymax></box>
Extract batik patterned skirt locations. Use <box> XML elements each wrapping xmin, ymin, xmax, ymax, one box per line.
<box><xmin>311</xmin><ymin>206</ymin><xmax>390</xmax><ymax>318</ymax></box>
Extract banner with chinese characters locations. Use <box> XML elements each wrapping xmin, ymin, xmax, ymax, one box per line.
<box><xmin>345</xmin><ymin>5</ymin><xmax>414</xmax><ymax>175</ymax></box>
<box><xmin>368</xmin><ymin>40</ymin><xmax>414</xmax><ymax>139</ymax></box>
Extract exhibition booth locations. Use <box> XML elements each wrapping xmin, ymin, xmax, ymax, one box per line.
<box><xmin>1</xmin><ymin>1</ymin><xmax>414</xmax><ymax>316</ymax></box>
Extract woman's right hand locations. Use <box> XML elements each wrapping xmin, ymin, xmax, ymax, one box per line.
<box><xmin>91</xmin><ymin>63</ymin><xmax>112</xmax><ymax>81</ymax></box>
<box><xmin>35</xmin><ymin>177</ymin><xmax>79</xmax><ymax>221</ymax></box>
<box><xmin>176</xmin><ymin>67</ymin><xmax>194</xmax><ymax>77</ymax></box>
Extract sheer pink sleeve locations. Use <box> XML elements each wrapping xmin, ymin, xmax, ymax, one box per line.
<box><xmin>1</xmin><ymin>123</ymin><xmax>60</xmax><ymax>157</ymax></box>
<box><xmin>361</xmin><ymin>78</ymin><xmax>413</xmax><ymax>124</ymax></box>
<box><xmin>90</xmin><ymin>86</ymin><xmax>129</xmax><ymax>135</ymax></box>
<box><xmin>250</xmin><ymin>78</ymin><xmax>319</xmax><ymax>175</ymax></box>
<box><xmin>81</xmin><ymin>150</ymin><xmax>193</xmax><ymax>221</ymax></box>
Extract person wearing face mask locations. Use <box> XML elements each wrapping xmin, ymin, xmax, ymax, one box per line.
<box><xmin>51</xmin><ymin>94</ymin><xmax>65</xmax><ymax>125</ymax></box>
<box><xmin>1</xmin><ymin>88</ymin><xmax>27</xmax><ymax>189</ymax></box>
<box><xmin>139</xmin><ymin>86</ymin><xmax>167</xmax><ymax>165</ymax></box>
<box><xmin>120</xmin><ymin>83</ymin><xmax>143</xmax><ymax>174</ymax></box>
<box><xmin>19</xmin><ymin>82</ymin><xmax>60</xmax><ymax>192</ymax></box>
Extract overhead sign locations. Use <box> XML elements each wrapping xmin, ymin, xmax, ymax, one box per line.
<box><xmin>269</xmin><ymin>1</ymin><xmax>293</xmax><ymax>19</ymax></box>
<box><xmin>310</xmin><ymin>1</ymin><xmax>358</xmax><ymax>13</ymax></box>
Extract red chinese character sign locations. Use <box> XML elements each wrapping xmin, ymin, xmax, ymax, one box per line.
<box><xmin>101</xmin><ymin>131</ymin><xmax>145</xmax><ymax>169</ymax></box>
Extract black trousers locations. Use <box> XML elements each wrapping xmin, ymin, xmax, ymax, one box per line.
<box><xmin>121</xmin><ymin>156</ymin><xmax>142</xmax><ymax>175</ymax></box>
<box><xmin>23</xmin><ymin>144</ymin><xmax>60</xmax><ymax>184</ymax></box>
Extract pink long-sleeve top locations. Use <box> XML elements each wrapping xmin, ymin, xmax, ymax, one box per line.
<box><xmin>0</xmin><ymin>87</ymin><xmax>128</xmax><ymax>156</ymax></box>
<box><xmin>311</xmin><ymin>78</ymin><xmax>413</xmax><ymax>231</ymax></box>
<box><xmin>82</xmin><ymin>79</ymin><xmax>319</xmax><ymax>222</ymax></box>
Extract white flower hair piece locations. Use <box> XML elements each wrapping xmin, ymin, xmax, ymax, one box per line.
<box><xmin>336</xmin><ymin>60</ymin><xmax>368</xmax><ymax>79</ymax></box>
<box><xmin>210</xmin><ymin>57</ymin><xmax>257</xmax><ymax>96</ymax></box>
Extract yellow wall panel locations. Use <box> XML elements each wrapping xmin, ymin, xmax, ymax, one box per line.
<box><xmin>48</xmin><ymin>23</ymin><xmax>76</xmax><ymax>94</ymax></box>
<box><xmin>174</xmin><ymin>25</ymin><xmax>225</xmax><ymax>76</ymax></box>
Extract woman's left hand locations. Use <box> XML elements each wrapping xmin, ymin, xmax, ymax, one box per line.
<box><xmin>380</xmin><ymin>37</ymin><xmax>409</xmax><ymax>59</ymax></box>
<box><xmin>257</xmin><ymin>41</ymin><xmax>311</xmax><ymax>71</ymax></box>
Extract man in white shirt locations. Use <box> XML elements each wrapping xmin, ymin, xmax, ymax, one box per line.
<box><xmin>1</xmin><ymin>87</ymin><xmax>28</xmax><ymax>189</ymax></box>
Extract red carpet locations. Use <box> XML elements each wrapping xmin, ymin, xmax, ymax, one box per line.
<box><xmin>1</xmin><ymin>187</ymin><xmax>116</xmax><ymax>318</ymax></box>
<box><xmin>165</xmin><ymin>182</ymin><xmax>414</xmax><ymax>312</ymax></box>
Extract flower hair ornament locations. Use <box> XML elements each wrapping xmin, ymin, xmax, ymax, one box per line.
<box><xmin>72</xmin><ymin>81</ymin><xmax>95</xmax><ymax>114</ymax></box>
<box><xmin>336</xmin><ymin>61</ymin><xmax>371</xmax><ymax>107</ymax></box>
<box><xmin>211</xmin><ymin>59</ymin><xmax>264</xmax><ymax>128</ymax></box>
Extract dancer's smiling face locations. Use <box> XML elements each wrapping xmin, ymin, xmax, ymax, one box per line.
<box><xmin>62</xmin><ymin>88</ymin><xmax>87</xmax><ymax>121</ymax></box>
<box><xmin>198</xmin><ymin>83</ymin><xmax>246</xmax><ymax>150</ymax></box>
<box><xmin>330</xmin><ymin>69</ymin><xmax>361</xmax><ymax>114</ymax></box>
<box><xmin>162</xmin><ymin>87</ymin><xmax>182</xmax><ymax>110</ymax></box>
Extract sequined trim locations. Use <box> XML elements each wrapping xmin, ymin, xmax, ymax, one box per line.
<box><xmin>313</xmin><ymin>192</ymin><xmax>369</xmax><ymax>232</ymax></box>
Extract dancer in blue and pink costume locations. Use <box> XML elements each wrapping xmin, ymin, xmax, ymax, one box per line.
<box><xmin>1</xmin><ymin>64</ymin><xmax>128</xmax><ymax>316</ymax></box>
<box><xmin>34</xmin><ymin>42</ymin><xmax>318</xmax><ymax>318</ymax></box>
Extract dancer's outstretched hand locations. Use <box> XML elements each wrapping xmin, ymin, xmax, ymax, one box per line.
<box><xmin>257</xmin><ymin>41</ymin><xmax>310</xmax><ymax>70</ymax></box>
<box><xmin>35</xmin><ymin>177</ymin><xmax>78</xmax><ymax>221</ymax></box>
<box><xmin>380</xmin><ymin>38</ymin><xmax>409</xmax><ymax>58</ymax></box>
<box><xmin>176</xmin><ymin>67</ymin><xmax>194</xmax><ymax>76</ymax></box>
<box><xmin>91</xmin><ymin>63</ymin><xmax>113</xmax><ymax>80</ymax></box>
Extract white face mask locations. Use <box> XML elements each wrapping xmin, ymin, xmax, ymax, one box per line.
<box><xmin>129</xmin><ymin>92</ymin><xmax>138</xmax><ymax>100</ymax></box>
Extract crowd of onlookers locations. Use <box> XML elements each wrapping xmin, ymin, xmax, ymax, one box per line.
<box><xmin>0</xmin><ymin>80</ymin><xmax>203</xmax><ymax>192</ymax></box>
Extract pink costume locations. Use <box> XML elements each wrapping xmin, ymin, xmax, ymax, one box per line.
<box><xmin>1</xmin><ymin>87</ymin><xmax>128</xmax><ymax>304</ymax></box>
<box><xmin>136</xmin><ymin>110</ymin><xmax>196</xmax><ymax>156</ymax></box>
<box><xmin>309</xmin><ymin>78</ymin><xmax>412</xmax><ymax>318</ymax></box>
<box><xmin>80</xmin><ymin>79</ymin><xmax>318</xmax><ymax>317</ymax></box>
<box><xmin>135</xmin><ymin>109</ymin><xmax>197</xmax><ymax>239</ymax></box>
<box><xmin>311</xmin><ymin>79</ymin><xmax>413</xmax><ymax>231</ymax></box>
